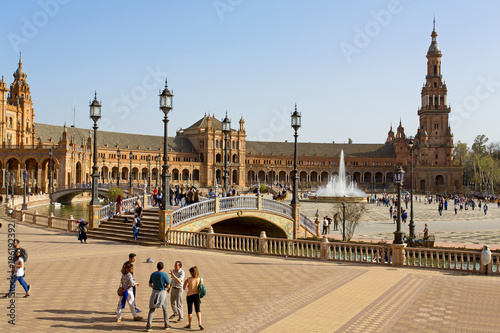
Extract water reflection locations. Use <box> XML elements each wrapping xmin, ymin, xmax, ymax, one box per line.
<box><xmin>27</xmin><ymin>200</ymin><xmax>109</xmax><ymax>220</ymax></box>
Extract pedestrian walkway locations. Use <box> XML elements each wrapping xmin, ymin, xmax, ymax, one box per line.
<box><xmin>1</xmin><ymin>213</ymin><xmax>499</xmax><ymax>332</ymax></box>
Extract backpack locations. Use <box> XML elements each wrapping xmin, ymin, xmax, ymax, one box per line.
<box><xmin>136</xmin><ymin>220</ymin><xmax>143</xmax><ymax>228</ymax></box>
<box><xmin>198</xmin><ymin>277</ymin><xmax>206</xmax><ymax>299</ymax></box>
<box><xmin>19</xmin><ymin>248</ymin><xmax>28</xmax><ymax>263</ymax></box>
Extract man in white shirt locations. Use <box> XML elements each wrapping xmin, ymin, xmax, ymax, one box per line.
<box><xmin>169</xmin><ymin>261</ymin><xmax>185</xmax><ymax>322</ymax></box>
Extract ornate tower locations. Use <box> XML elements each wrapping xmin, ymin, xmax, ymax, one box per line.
<box><xmin>4</xmin><ymin>55</ymin><xmax>35</xmax><ymax>146</ymax></box>
<box><xmin>416</xmin><ymin>20</ymin><xmax>453</xmax><ymax>167</ymax></box>
<box><xmin>414</xmin><ymin>21</ymin><xmax>460</xmax><ymax>193</ymax></box>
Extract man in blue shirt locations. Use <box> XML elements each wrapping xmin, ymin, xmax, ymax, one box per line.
<box><xmin>146</xmin><ymin>262</ymin><xmax>171</xmax><ymax>331</ymax></box>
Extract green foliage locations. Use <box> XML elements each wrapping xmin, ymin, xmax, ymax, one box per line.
<box><xmin>260</xmin><ymin>184</ymin><xmax>267</xmax><ymax>192</ymax></box>
<box><xmin>348</xmin><ymin>138</ymin><xmax>353</xmax><ymax>144</ymax></box>
<box><xmin>107</xmin><ymin>187</ymin><xmax>124</xmax><ymax>202</ymax></box>
<box><xmin>456</xmin><ymin>134</ymin><xmax>500</xmax><ymax>193</ymax></box>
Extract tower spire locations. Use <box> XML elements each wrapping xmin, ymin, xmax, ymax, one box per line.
<box><xmin>433</xmin><ymin>16</ymin><xmax>435</xmax><ymax>32</ymax></box>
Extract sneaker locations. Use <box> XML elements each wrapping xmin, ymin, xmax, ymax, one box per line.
<box><xmin>164</xmin><ymin>324</ymin><xmax>171</xmax><ymax>330</ymax></box>
<box><xmin>135</xmin><ymin>307</ymin><xmax>142</xmax><ymax>313</ymax></box>
<box><xmin>169</xmin><ymin>314</ymin><xmax>177</xmax><ymax>319</ymax></box>
<box><xmin>27</xmin><ymin>285</ymin><xmax>31</xmax><ymax>293</ymax></box>
<box><xmin>24</xmin><ymin>293</ymin><xmax>30</xmax><ymax>298</ymax></box>
<box><xmin>116</xmin><ymin>318</ymin><xmax>122</xmax><ymax>322</ymax></box>
<box><xmin>145</xmin><ymin>327</ymin><xmax>152</xmax><ymax>332</ymax></box>
<box><xmin>177</xmin><ymin>317</ymin><xmax>183</xmax><ymax>323</ymax></box>
<box><xmin>184</xmin><ymin>325</ymin><xmax>191</xmax><ymax>329</ymax></box>
<box><xmin>2</xmin><ymin>293</ymin><xmax>13</xmax><ymax>298</ymax></box>
<box><xmin>134</xmin><ymin>316</ymin><xmax>144</xmax><ymax>321</ymax></box>
<box><xmin>199</xmin><ymin>325</ymin><xmax>204</xmax><ymax>330</ymax></box>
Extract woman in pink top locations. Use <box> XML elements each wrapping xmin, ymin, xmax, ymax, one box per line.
<box><xmin>183</xmin><ymin>266</ymin><xmax>204</xmax><ymax>330</ymax></box>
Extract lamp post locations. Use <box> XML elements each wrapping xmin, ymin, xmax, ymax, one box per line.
<box><xmin>5</xmin><ymin>171</ymin><xmax>9</xmax><ymax>205</ymax></box>
<box><xmin>249</xmin><ymin>165</ymin><xmax>253</xmax><ymax>188</ymax></box>
<box><xmin>102</xmin><ymin>156</ymin><xmax>106</xmax><ymax>184</ymax></box>
<box><xmin>129</xmin><ymin>151</ymin><xmax>133</xmax><ymax>192</ymax></box>
<box><xmin>21</xmin><ymin>170</ymin><xmax>28</xmax><ymax>210</ymax></box>
<box><xmin>394</xmin><ymin>166</ymin><xmax>405</xmax><ymax>244</ymax></box>
<box><xmin>116</xmin><ymin>148</ymin><xmax>121</xmax><ymax>188</ymax></box>
<box><xmin>290</xmin><ymin>104</ymin><xmax>301</xmax><ymax>205</ymax></box>
<box><xmin>159</xmin><ymin>79</ymin><xmax>173</xmax><ymax>209</ymax></box>
<box><xmin>10</xmin><ymin>173</ymin><xmax>14</xmax><ymax>202</ymax></box>
<box><xmin>222</xmin><ymin>112</ymin><xmax>231</xmax><ymax>193</ymax></box>
<box><xmin>89</xmin><ymin>92</ymin><xmax>102</xmax><ymax>206</ymax></box>
<box><xmin>49</xmin><ymin>148</ymin><xmax>53</xmax><ymax>193</ymax></box>
<box><xmin>408</xmin><ymin>139</ymin><xmax>415</xmax><ymax>239</ymax></box>
<box><xmin>342</xmin><ymin>195</ymin><xmax>346</xmax><ymax>241</ymax></box>
<box><xmin>147</xmin><ymin>155</ymin><xmax>151</xmax><ymax>193</ymax></box>
<box><xmin>155</xmin><ymin>155</ymin><xmax>159</xmax><ymax>188</ymax></box>
<box><xmin>270</xmin><ymin>165</ymin><xmax>274</xmax><ymax>193</ymax></box>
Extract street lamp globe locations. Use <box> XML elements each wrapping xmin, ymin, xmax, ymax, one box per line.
<box><xmin>159</xmin><ymin>79</ymin><xmax>173</xmax><ymax>115</ymax></box>
<box><xmin>395</xmin><ymin>166</ymin><xmax>405</xmax><ymax>184</ymax></box>
<box><xmin>89</xmin><ymin>92</ymin><xmax>101</xmax><ymax>122</ymax></box>
<box><xmin>408</xmin><ymin>139</ymin><xmax>414</xmax><ymax>149</ymax></box>
<box><xmin>291</xmin><ymin>103</ymin><xmax>301</xmax><ymax>131</ymax></box>
<box><xmin>222</xmin><ymin>112</ymin><xmax>231</xmax><ymax>134</ymax></box>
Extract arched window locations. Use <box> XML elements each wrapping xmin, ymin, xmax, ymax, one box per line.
<box><xmin>8</xmin><ymin>117</ymin><xmax>12</xmax><ymax>128</ymax></box>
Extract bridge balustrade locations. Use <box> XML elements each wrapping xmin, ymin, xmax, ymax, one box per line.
<box><xmin>300</xmin><ymin>213</ymin><xmax>316</xmax><ymax>234</ymax></box>
<box><xmin>99</xmin><ymin>196</ymin><xmax>139</xmax><ymax>221</ymax></box>
<box><xmin>261</xmin><ymin>198</ymin><xmax>293</xmax><ymax>218</ymax></box>
<box><xmin>219</xmin><ymin>196</ymin><xmax>258</xmax><ymax>212</ymax></box>
<box><xmin>172</xmin><ymin>200</ymin><xmax>216</xmax><ymax>226</ymax></box>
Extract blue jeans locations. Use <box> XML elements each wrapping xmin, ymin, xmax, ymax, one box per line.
<box><xmin>10</xmin><ymin>275</ymin><xmax>28</xmax><ymax>293</ymax></box>
<box><xmin>133</xmin><ymin>227</ymin><xmax>139</xmax><ymax>240</ymax></box>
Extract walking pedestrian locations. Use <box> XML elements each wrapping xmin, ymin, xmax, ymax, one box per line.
<box><xmin>146</xmin><ymin>262</ymin><xmax>171</xmax><ymax>331</ymax></box>
<box><xmin>484</xmin><ymin>204</ymin><xmax>488</xmax><ymax>215</ymax></box>
<box><xmin>133</xmin><ymin>216</ymin><xmax>140</xmax><ymax>241</ymax></box>
<box><xmin>3</xmin><ymin>249</ymin><xmax>31</xmax><ymax>298</ymax></box>
<box><xmin>183</xmin><ymin>266</ymin><xmax>204</xmax><ymax>330</ymax></box>
<box><xmin>117</xmin><ymin>254</ymin><xmax>141</xmax><ymax>314</ymax></box>
<box><xmin>116</xmin><ymin>262</ymin><xmax>143</xmax><ymax>322</ymax></box>
<box><xmin>389</xmin><ymin>206</ymin><xmax>393</xmax><ymax>219</ymax></box>
<box><xmin>169</xmin><ymin>261</ymin><xmax>185</xmax><ymax>323</ymax></box>
<box><xmin>116</xmin><ymin>195</ymin><xmax>123</xmax><ymax>215</ymax></box>
<box><xmin>77</xmin><ymin>218</ymin><xmax>88</xmax><ymax>243</ymax></box>
<box><xmin>333</xmin><ymin>213</ymin><xmax>339</xmax><ymax>231</ymax></box>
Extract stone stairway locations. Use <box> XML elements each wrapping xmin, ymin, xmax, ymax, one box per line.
<box><xmin>87</xmin><ymin>208</ymin><xmax>165</xmax><ymax>246</ymax></box>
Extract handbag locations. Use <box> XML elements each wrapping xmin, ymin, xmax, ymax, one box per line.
<box><xmin>198</xmin><ymin>277</ymin><xmax>206</xmax><ymax>299</ymax></box>
<box><xmin>117</xmin><ymin>287</ymin><xmax>126</xmax><ymax>296</ymax></box>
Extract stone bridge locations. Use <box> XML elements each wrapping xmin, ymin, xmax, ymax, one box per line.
<box><xmin>168</xmin><ymin>196</ymin><xmax>316</xmax><ymax>239</ymax></box>
<box><xmin>50</xmin><ymin>184</ymin><xmax>140</xmax><ymax>203</ymax></box>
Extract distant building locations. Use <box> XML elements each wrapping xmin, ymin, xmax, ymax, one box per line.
<box><xmin>0</xmin><ymin>25</ymin><xmax>462</xmax><ymax>195</ymax></box>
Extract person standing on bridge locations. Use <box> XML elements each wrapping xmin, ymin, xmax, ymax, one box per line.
<box><xmin>116</xmin><ymin>195</ymin><xmax>123</xmax><ymax>215</ymax></box>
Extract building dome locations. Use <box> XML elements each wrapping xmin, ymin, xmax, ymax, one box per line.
<box><xmin>428</xmin><ymin>43</ymin><xmax>441</xmax><ymax>55</ymax></box>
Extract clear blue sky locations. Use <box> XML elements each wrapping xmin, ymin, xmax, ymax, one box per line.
<box><xmin>1</xmin><ymin>0</ymin><xmax>499</xmax><ymax>147</ymax></box>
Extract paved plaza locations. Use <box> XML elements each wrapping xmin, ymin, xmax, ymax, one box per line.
<box><xmin>298</xmin><ymin>198</ymin><xmax>500</xmax><ymax>249</ymax></box>
<box><xmin>1</xmin><ymin>206</ymin><xmax>500</xmax><ymax>332</ymax></box>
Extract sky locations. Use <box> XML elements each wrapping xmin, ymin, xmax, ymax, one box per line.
<box><xmin>1</xmin><ymin>0</ymin><xmax>499</xmax><ymax>147</ymax></box>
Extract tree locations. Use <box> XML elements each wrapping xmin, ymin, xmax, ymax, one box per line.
<box><xmin>348</xmin><ymin>138</ymin><xmax>353</xmax><ymax>144</ymax></box>
<box><xmin>472</xmin><ymin>134</ymin><xmax>489</xmax><ymax>157</ymax></box>
<box><xmin>331</xmin><ymin>202</ymin><xmax>367</xmax><ymax>241</ymax></box>
<box><xmin>107</xmin><ymin>187</ymin><xmax>124</xmax><ymax>203</ymax></box>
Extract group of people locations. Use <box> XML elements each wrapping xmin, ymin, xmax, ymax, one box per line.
<box><xmin>117</xmin><ymin>253</ymin><xmax>205</xmax><ymax>331</ymax></box>
<box><xmin>3</xmin><ymin>239</ymin><xmax>31</xmax><ymax>298</ymax></box>
<box><xmin>321</xmin><ymin>214</ymin><xmax>339</xmax><ymax>235</ymax></box>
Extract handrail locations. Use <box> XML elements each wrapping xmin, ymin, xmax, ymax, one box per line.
<box><xmin>99</xmin><ymin>196</ymin><xmax>139</xmax><ymax>221</ymax></box>
<box><xmin>219</xmin><ymin>196</ymin><xmax>258</xmax><ymax>212</ymax></box>
<box><xmin>172</xmin><ymin>199</ymin><xmax>216</xmax><ymax>226</ymax></box>
<box><xmin>261</xmin><ymin>198</ymin><xmax>293</xmax><ymax>218</ymax></box>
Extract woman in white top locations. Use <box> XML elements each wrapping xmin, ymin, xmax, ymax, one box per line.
<box><xmin>116</xmin><ymin>262</ymin><xmax>143</xmax><ymax>322</ymax></box>
<box><xmin>4</xmin><ymin>249</ymin><xmax>30</xmax><ymax>298</ymax></box>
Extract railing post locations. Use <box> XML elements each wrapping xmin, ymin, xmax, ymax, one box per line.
<box><xmin>291</xmin><ymin>203</ymin><xmax>301</xmax><ymax>239</ymax></box>
<box><xmin>315</xmin><ymin>216</ymin><xmax>321</xmax><ymax>237</ymax></box>
<box><xmin>21</xmin><ymin>211</ymin><xmax>25</xmax><ymax>222</ymax></box>
<box><xmin>259</xmin><ymin>231</ymin><xmax>268</xmax><ymax>255</ymax></box>
<box><xmin>48</xmin><ymin>212</ymin><xmax>54</xmax><ymax>228</ymax></box>
<box><xmin>159</xmin><ymin>209</ymin><xmax>173</xmax><ymax>242</ymax></box>
<box><xmin>257</xmin><ymin>195</ymin><xmax>262</xmax><ymax>211</ymax></box>
<box><xmin>320</xmin><ymin>235</ymin><xmax>329</xmax><ymax>260</ymax></box>
<box><xmin>33</xmin><ymin>211</ymin><xmax>38</xmax><ymax>225</ymax></box>
<box><xmin>89</xmin><ymin>205</ymin><xmax>102</xmax><ymax>230</ymax></box>
<box><xmin>67</xmin><ymin>215</ymin><xmax>75</xmax><ymax>232</ymax></box>
<box><xmin>207</xmin><ymin>226</ymin><xmax>215</xmax><ymax>249</ymax></box>
<box><xmin>214</xmin><ymin>197</ymin><xmax>220</xmax><ymax>214</ymax></box>
<box><xmin>144</xmin><ymin>193</ymin><xmax>149</xmax><ymax>208</ymax></box>
<box><xmin>390</xmin><ymin>243</ymin><xmax>406</xmax><ymax>267</ymax></box>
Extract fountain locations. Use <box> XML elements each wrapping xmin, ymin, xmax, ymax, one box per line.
<box><xmin>309</xmin><ymin>150</ymin><xmax>366</xmax><ymax>203</ymax></box>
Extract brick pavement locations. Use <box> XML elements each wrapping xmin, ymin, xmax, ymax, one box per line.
<box><xmin>1</xmin><ymin>212</ymin><xmax>500</xmax><ymax>332</ymax></box>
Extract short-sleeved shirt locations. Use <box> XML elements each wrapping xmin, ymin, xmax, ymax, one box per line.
<box><xmin>149</xmin><ymin>271</ymin><xmax>170</xmax><ymax>291</ymax></box>
<box><xmin>171</xmin><ymin>269</ymin><xmax>185</xmax><ymax>289</ymax></box>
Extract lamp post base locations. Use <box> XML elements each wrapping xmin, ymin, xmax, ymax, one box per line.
<box><xmin>393</xmin><ymin>230</ymin><xmax>404</xmax><ymax>244</ymax></box>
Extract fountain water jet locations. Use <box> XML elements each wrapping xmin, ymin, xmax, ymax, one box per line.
<box><xmin>309</xmin><ymin>150</ymin><xmax>366</xmax><ymax>203</ymax></box>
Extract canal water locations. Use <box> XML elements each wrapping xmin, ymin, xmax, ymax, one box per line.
<box><xmin>27</xmin><ymin>200</ymin><xmax>109</xmax><ymax>220</ymax></box>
